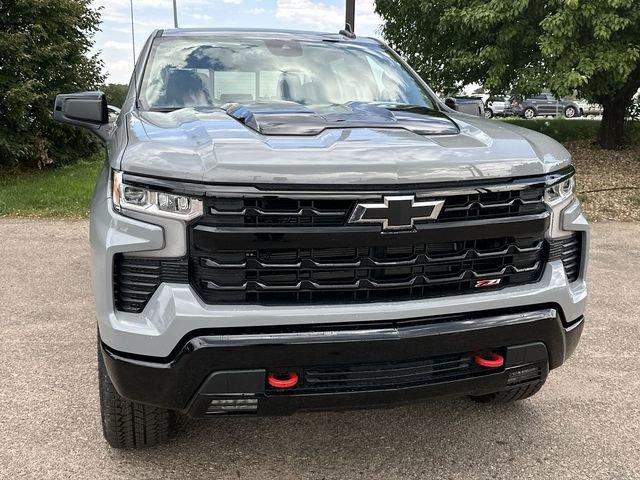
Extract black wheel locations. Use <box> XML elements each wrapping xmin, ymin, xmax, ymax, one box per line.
<box><xmin>564</xmin><ymin>106</ymin><xmax>577</xmax><ymax>118</ymax></box>
<box><xmin>523</xmin><ymin>107</ymin><xmax>536</xmax><ymax>119</ymax></box>
<box><xmin>484</xmin><ymin>108</ymin><xmax>494</xmax><ymax>119</ymax></box>
<box><xmin>469</xmin><ymin>381</ymin><xmax>544</xmax><ymax>404</ymax></box>
<box><xmin>98</xmin><ymin>343</ymin><xmax>176</xmax><ymax>449</ymax></box>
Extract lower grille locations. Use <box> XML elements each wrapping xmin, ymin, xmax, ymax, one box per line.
<box><xmin>266</xmin><ymin>352</ymin><xmax>500</xmax><ymax>394</ymax></box>
<box><xmin>549</xmin><ymin>234</ymin><xmax>581</xmax><ymax>282</ymax></box>
<box><xmin>113</xmin><ymin>255</ymin><xmax>188</xmax><ymax>313</ymax></box>
<box><xmin>191</xmin><ymin>235</ymin><xmax>547</xmax><ymax>305</ymax></box>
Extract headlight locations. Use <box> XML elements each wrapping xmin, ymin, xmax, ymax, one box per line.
<box><xmin>544</xmin><ymin>168</ymin><xmax>579</xmax><ymax>239</ymax></box>
<box><xmin>111</xmin><ymin>171</ymin><xmax>203</xmax><ymax>220</ymax></box>
<box><xmin>545</xmin><ymin>174</ymin><xmax>576</xmax><ymax>206</ymax></box>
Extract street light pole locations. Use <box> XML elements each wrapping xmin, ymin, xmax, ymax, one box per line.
<box><xmin>172</xmin><ymin>0</ymin><xmax>178</xmax><ymax>28</ymax></box>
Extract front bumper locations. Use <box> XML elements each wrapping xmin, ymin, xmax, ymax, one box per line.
<box><xmin>101</xmin><ymin>307</ymin><xmax>584</xmax><ymax>415</ymax></box>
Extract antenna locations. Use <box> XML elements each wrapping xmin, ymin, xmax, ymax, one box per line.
<box><xmin>172</xmin><ymin>0</ymin><xmax>179</xmax><ymax>28</ymax></box>
<box><xmin>129</xmin><ymin>0</ymin><xmax>139</xmax><ymax>108</ymax></box>
<box><xmin>345</xmin><ymin>0</ymin><xmax>355</xmax><ymax>33</ymax></box>
<box><xmin>339</xmin><ymin>0</ymin><xmax>356</xmax><ymax>38</ymax></box>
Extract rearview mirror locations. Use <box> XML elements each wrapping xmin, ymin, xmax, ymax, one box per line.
<box><xmin>53</xmin><ymin>92</ymin><xmax>108</xmax><ymax>130</ymax></box>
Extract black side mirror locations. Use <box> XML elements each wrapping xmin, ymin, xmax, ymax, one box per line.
<box><xmin>53</xmin><ymin>92</ymin><xmax>108</xmax><ymax>130</ymax></box>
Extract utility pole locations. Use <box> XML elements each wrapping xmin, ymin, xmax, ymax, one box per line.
<box><xmin>172</xmin><ymin>0</ymin><xmax>179</xmax><ymax>28</ymax></box>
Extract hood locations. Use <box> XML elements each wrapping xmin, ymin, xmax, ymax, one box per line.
<box><xmin>116</xmin><ymin>103</ymin><xmax>571</xmax><ymax>185</ymax></box>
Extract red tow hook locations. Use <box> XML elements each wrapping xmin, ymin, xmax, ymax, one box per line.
<box><xmin>267</xmin><ymin>372</ymin><xmax>299</xmax><ymax>389</ymax></box>
<box><xmin>474</xmin><ymin>352</ymin><xmax>505</xmax><ymax>369</ymax></box>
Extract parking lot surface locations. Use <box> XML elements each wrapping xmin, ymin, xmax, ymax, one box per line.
<box><xmin>0</xmin><ymin>219</ymin><xmax>638</xmax><ymax>479</ymax></box>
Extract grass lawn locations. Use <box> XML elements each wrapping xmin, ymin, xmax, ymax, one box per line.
<box><xmin>0</xmin><ymin>154</ymin><xmax>103</xmax><ymax>218</ymax></box>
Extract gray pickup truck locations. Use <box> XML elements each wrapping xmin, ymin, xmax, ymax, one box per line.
<box><xmin>54</xmin><ymin>28</ymin><xmax>589</xmax><ymax>449</ymax></box>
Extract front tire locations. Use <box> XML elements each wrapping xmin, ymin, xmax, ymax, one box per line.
<box><xmin>98</xmin><ymin>343</ymin><xmax>176</xmax><ymax>449</ymax></box>
<box><xmin>469</xmin><ymin>381</ymin><xmax>544</xmax><ymax>404</ymax></box>
<box><xmin>564</xmin><ymin>106</ymin><xmax>577</xmax><ymax>118</ymax></box>
<box><xmin>484</xmin><ymin>108</ymin><xmax>494</xmax><ymax>119</ymax></box>
<box><xmin>523</xmin><ymin>107</ymin><xmax>536</xmax><ymax>119</ymax></box>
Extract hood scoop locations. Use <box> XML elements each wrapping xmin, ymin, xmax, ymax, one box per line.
<box><xmin>224</xmin><ymin>101</ymin><xmax>460</xmax><ymax>136</ymax></box>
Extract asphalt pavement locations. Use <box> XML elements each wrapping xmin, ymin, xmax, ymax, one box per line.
<box><xmin>0</xmin><ymin>219</ymin><xmax>638</xmax><ymax>479</ymax></box>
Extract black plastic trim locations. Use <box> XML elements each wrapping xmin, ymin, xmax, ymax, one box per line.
<box><xmin>191</xmin><ymin>213</ymin><xmax>549</xmax><ymax>247</ymax></box>
<box><xmin>100</xmin><ymin>306</ymin><xmax>583</xmax><ymax>413</ymax></box>
<box><xmin>105</xmin><ymin>303</ymin><xmax>564</xmax><ymax>363</ymax></box>
<box><xmin>120</xmin><ymin>166</ymin><xmax>575</xmax><ymax>195</ymax></box>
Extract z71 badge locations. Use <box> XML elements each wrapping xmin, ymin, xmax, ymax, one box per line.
<box><xmin>474</xmin><ymin>279</ymin><xmax>502</xmax><ymax>288</ymax></box>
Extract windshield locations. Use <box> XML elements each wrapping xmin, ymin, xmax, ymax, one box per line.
<box><xmin>139</xmin><ymin>37</ymin><xmax>435</xmax><ymax>110</ymax></box>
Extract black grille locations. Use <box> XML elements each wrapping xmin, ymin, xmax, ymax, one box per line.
<box><xmin>113</xmin><ymin>255</ymin><xmax>188</xmax><ymax>313</ymax></box>
<box><xmin>191</xmin><ymin>235</ymin><xmax>547</xmax><ymax>305</ymax></box>
<box><xmin>202</xmin><ymin>186</ymin><xmax>545</xmax><ymax>228</ymax></box>
<box><xmin>204</xmin><ymin>197</ymin><xmax>353</xmax><ymax>227</ymax></box>
<box><xmin>549</xmin><ymin>234</ymin><xmax>581</xmax><ymax>282</ymax></box>
<box><xmin>266</xmin><ymin>352</ymin><xmax>502</xmax><ymax>394</ymax></box>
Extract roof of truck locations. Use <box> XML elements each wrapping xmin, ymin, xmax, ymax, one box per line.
<box><xmin>159</xmin><ymin>28</ymin><xmax>380</xmax><ymax>45</ymax></box>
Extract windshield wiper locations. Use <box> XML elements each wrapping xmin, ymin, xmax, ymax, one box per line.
<box><xmin>147</xmin><ymin>107</ymin><xmax>185</xmax><ymax>113</ymax></box>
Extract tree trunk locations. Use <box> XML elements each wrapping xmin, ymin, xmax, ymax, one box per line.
<box><xmin>595</xmin><ymin>63</ymin><xmax>640</xmax><ymax>149</ymax></box>
<box><xmin>597</xmin><ymin>96</ymin><xmax>629</xmax><ymax>150</ymax></box>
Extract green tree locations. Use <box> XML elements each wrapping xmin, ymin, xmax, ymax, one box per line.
<box><xmin>0</xmin><ymin>0</ymin><xmax>105</xmax><ymax>169</ymax></box>
<box><xmin>540</xmin><ymin>1</ymin><xmax>640</xmax><ymax>148</ymax></box>
<box><xmin>376</xmin><ymin>0</ymin><xmax>640</xmax><ymax>149</ymax></box>
<box><xmin>101</xmin><ymin>83</ymin><xmax>128</xmax><ymax>109</ymax></box>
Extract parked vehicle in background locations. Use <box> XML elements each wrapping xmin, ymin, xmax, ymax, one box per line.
<box><xmin>575</xmin><ymin>100</ymin><xmax>602</xmax><ymax>117</ymax></box>
<box><xmin>443</xmin><ymin>96</ymin><xmax>485</xmax><ymax>117</ymax></box>
<box><xmin>484</xmin><ymin>96</ymin><xmax>513</xmax><ymax>119</ymax></box>
<box><xmin>520</xmin><ymin>94</ymin><xmax>581</xmax><ymax>119</ymax></box>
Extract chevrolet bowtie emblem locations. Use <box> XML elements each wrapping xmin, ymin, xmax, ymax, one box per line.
<box><xmin>348</xmin><ymin>195</ymin><xmax>445</xmax><ymax>232</ymax></box>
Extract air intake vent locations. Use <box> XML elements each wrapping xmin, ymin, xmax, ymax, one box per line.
<box><xmin>266</xmin><ymin>351</ymin><xmax>502</xmax><ymax>394</ymax></box>
<box><xmin>113</xmin><ymin>255</ymin><xmax>188</xmax><ymax>313</ymax></box>
<box><xmin>549</xmin><ymin>234</ymin><xmax>581</xmax><ymax>282</ymax></box>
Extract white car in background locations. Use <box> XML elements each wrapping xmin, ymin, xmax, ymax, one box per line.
<box><xmin>485</xmin><ymin>96</ymin><xmax>514</xmax><ymax>119</ymax></box>
<box><xmin>575</xmin><ymin>100</ymin><xmax>602</xmax><ymax>117</ymax></box>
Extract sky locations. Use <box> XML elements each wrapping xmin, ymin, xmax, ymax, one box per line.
<box><xmin>91</xmin><ymin>0</ymin><xmax>383</xmax><ymax>84</ymax></box>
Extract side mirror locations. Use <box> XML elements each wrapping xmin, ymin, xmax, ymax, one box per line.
<box><xmin>53</xmin><ymin>92</ymin><xmax>108</xmax><ymax>130</ymax></box>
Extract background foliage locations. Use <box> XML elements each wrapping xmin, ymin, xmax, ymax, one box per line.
<box><xmin>376</xmin><ymin>0</ymin><xmax>640</xmax><ymax>149</ymax></box>
<box><xmin>101</xmin><ymin>84</ymin><xmax>128</xmax><ymax>109</ymax></box>
<box><xmin>0</xmin><ymin>0</ymin><xmax>105</xmax><ymax>169</ymax></box>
